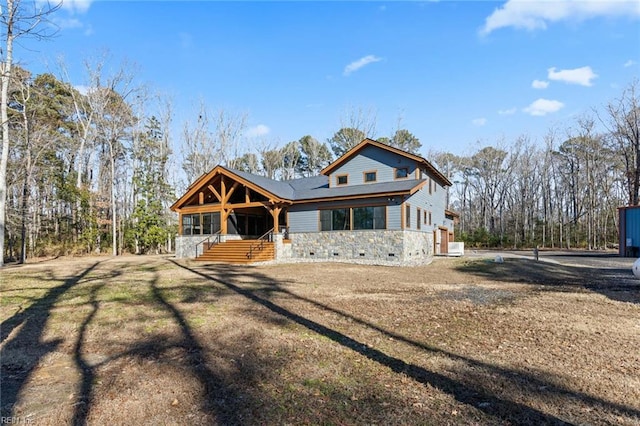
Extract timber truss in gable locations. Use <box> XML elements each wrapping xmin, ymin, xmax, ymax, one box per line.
<box><xmin>171</xmin><ymin>166</ymin><xmax>291</xmax><ymax>235</ymax></box>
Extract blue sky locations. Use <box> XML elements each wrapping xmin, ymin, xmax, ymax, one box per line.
<box><xmin>19</xmin><ymin>0</ymin><xmax>640</xmax><ymax>158</ymax></box>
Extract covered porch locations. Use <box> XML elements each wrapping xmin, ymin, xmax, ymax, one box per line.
<box><xmin>171</xmin><ymin>166</ymin><xmax>291</xmax><ymax>260</ymax></box>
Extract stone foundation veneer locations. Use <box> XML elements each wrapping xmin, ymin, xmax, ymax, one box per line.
<box><xmin>175</xmin><ymin>235</ymin><xmax>203</xmax><ymax>259</ymax></box>
<box><xmin>175</xmin><ymin>234</ymin><xmax>231</xmax><ymax>259</ymax></box>
<box><xmin>176</xmin><ymin>230</ymin><xmax>434</xmax><ymax>266</ymax></box>
<box><xmin>290</xmin><ymin>230</ymin><xmax>433</xmax><ymax>265</ymax></box>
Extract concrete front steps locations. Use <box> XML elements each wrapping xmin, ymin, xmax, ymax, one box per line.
<box><xmin>195</xmin><ymin>239</ymin><xmax>275</xmax><ymax>264</ymax></box>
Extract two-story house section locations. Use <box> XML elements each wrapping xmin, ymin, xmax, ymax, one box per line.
<box><xmin>171</xmin><ymin>138</ymin><xmax>456</xmax><ymax>264</ymax></box>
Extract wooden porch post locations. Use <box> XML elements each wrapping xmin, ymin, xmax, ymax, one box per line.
<box><xmin>220</xmin><ymin>177</ymin><xmax>228</xmax><ymax>235</ymax></box>
<box><xmin>221</xmin><ymin>209</ymin><xmax>229</xmax><ymax>234</ymax></box>
<box><xmin>271</xmin><ymin>205</ymin><xmax>281</xmax><ymax>233</ymax></box>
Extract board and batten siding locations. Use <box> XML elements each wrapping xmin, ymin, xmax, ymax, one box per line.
<box><xmin>288</xmin><ymin>197</ymin><xmax>402</xmax><ymax>232</ymax></box>
<box><xmin>330</xmin><ymin>145</ymin><xmax>418</xmax><ymax>186</ymax></box>
<box><xmin>288</xmin><ymin>205</ymin><xmax>318</xmax><ymax>233</ymax></box>
<box><xmin>405</xmin><ymin>182</ymin><xmax>450</xmax><ymax>231</ymax></box>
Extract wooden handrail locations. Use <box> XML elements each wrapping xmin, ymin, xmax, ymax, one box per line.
<box><xmin>247</xmin><ymin>228</ymin><xmax>274</xmax><ymax>259</ymax></box>
<box><xmin>195</xmin><ymin>230</ymin><xmax>221</xmax><ymax>258</ymax></box>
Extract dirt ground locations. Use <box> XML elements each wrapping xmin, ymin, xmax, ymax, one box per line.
<box><xmin>1</xmin><ymin>253</ymin><xmax>639</xmax><ymax>425</ymax></box>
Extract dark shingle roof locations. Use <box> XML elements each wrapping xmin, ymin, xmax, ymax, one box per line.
<box><xmin>285</xmin><ymin>175</ymin><xmax>329</xmax><ymax>192</ymax></box>
<box><xmin>223</xmin><ymin>166</ymin><xmax>421</xmax><ymax>202</ymax></box>
<box><xmin>293</xmin><ymin>179</ymin><xmax>423</xmax><ymax>201</ymax></box>
<box><xmin>223</xmin><ymin>166</ymin><xmax>296</xmax><ymax>199</ymax></box>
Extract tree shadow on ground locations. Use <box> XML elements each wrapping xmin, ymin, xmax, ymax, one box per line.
<box><xmin>456</xmin><ymin>258</ymin><xmax>639</xmax><ymax>304</ymax></box>
<box><xmin>65</xmin><ymin>265</ymin><xmax>293</xmax><ymax>425</ymax></box>
<box><xmin>0</xmin><ymin>262</ymin><xmax>106</xmax><ymax>418</ymax></box>
<box><xmin>173</xmin><ymin>260</ymin><xmax>640</xmax><ymax>425</ymax></box>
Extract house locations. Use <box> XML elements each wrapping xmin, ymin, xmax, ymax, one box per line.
<box><xmin>171</xmin><ymin>138</ymin><xmax>457</xmax><ymax>264</ymax></box>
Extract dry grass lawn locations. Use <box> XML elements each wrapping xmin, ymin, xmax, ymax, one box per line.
<box><xmin>1</xmin><ymin>254</ymin><xmax>639</xmax><ymax>425</ymax></box>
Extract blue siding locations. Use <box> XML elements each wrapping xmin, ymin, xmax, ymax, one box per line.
<box><xmin>387</xmin><ymin>204</ymin><xmax>402</xmax><ymax>230</ymax></box>
<box><xmin>405</xmin><ymin>181</ymin><xmax>449</xmax><ymax>233</ymax></box>
<box><xmin>289</xmin><ymin>197</ymin><xmax>402</xmax><ymax>232</ymax></box>
<box><xmin>288</xmin><ymin>145</ymin><xmax>451</xmax><ymax>235</ymax></box>
<box><xmin>288</xmin><ymin>205</ymin><xmax>318</xmax><ymax>233</ymax></box>
<box><xmin>331</xmin><ymin>145</ymin><xmax>418</xmax><ymax>186</ymax></box>
<box><xmin>625</xmin><ymin>208</ymin><xmax>640</xmax><ymax>248</ymax></box>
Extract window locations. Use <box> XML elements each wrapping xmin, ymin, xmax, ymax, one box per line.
<box><xmin>336</xmin><ymin>174</ymin><xmax>348</xmax><ymax>186</ymax></box>
<box><xmin>364</xmin><ymin>171</ymin><xmax>377</xmax><ymax>183</ymax></box>
<box><xmin>395</xmin><ymin>167</ymin><xmax>409</xmax><ymax>179</ymax></box>
<box><xmin>320</xmin><ymin>206</ymin><xmax>386</xmax><ymax>231</ymax></box>
<box><xmin>405</xmin><ymin>204</ymin><xmax>411</xmax><ymax>229</ymax></box>
<box><xmin>181</xmin><ymin>214</ymin><xmax>201</xmax><ymax>235</ymax></box>
<box><xmin>428</xmin><ymin>211</ymin><xmax>432</xmax><ymax>226</ymax></box>
<box><xmin>353</xmin><ymin>206</ymin><xmax>386</xmax><ymax>230</ymax></box>
<box><xmin>202</xmin><ymin>212</ymin><xmax>221</xmax><ymax>234</ymax></box>
<box><xmin>416</xmin><ymin>208</ymin><xmax>421</xmax><ymax>230</ymax></box>
<box><xmin>429</xmin><ymin>178</ymin><xmax>432</xmax><ymax>194</ymax></box>
<box><xmin>320</xmin><ymin>208</ymin><xmax>350</xmax><ymax>231</ymax></box>
<box><xmin>423</xmin><ymin>210</ymin><xmax>427</xmax><ymax>225</ymax></box>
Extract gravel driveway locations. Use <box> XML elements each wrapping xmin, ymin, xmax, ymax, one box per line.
<box><xmin>467</xmin><ymin>249</ymin><xmax>636</xmax><ymax>269</ymax></box>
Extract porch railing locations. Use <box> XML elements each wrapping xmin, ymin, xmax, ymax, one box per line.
<box><xmin>279</xmin><ymin>226</ymin><xmax>289</xmax><ymax>240</ymax></box>
<box><xmin>247</xmin><ymin>228</ymin><xmax>274</xmax><ymax>260</ymax></box>
<box><xmin>195</xmin><ymin>230</ymin><xmax>222</xmax><ymax>258</ymax></box>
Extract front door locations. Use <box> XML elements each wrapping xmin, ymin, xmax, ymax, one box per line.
<box><xmin>440</xmin><ymin>228</ymin><xmax>449</xmax><ymax>254</ymax></box>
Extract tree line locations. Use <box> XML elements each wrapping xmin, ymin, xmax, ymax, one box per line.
<box><xmin>0</xmin><ymin>56</ymin><xmax>426</xmax><ymax>262</ymax></box>
<box><xmin>1</xmin><ymin>1</ymin><xmax>638</xmax><ymax>264</ymax></box>
<box><xmin>432</xmin><ymin>83</ymin><xmax>639</xmax><ymax>250</ymax></box>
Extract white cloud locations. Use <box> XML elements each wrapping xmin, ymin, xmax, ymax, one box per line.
<box><xmin>60</xmin><ymin>0</ymin><xmax>93</xmax><ymax>14</ymax></box>
<box><xmin>480</xmin><ymin>0</ymin><xmax>640</xmax><ymax>35</ymax></box>
<box><xmin>523</xmin><ymin>98</ymin><xmax>565</xmax><ymax>116</ymax></box>
<box><xmin>532</xmin><ymin>79</ymin><xmax>549</xmax><ymax>89</ymax></box>
<box><xmin>624</xmin><ymin>59</ymin><xmax>637</xmax><ymax>67</ymax></box>
<box><xmin>472</xmin><ymin>118</ymin><xmax>487</xmax><ymax>126</ymax></box>
<box><xmin>498</xmin><ymin>107</ymin><xmax>517</xmax><ymax>115</ymax></box>
<box><xmin>548</xmin><ymin>66</ymin><xmax>598</xmax><ymax>86</ymax></box>
<box><xmin>343</xmin><ymin>55</ymin><xmax>383</xmax><ymax>76</ymax></box>
<box><xmin>246</xmin><ymin>124</ymin><xmax>270</xmax><ymax>138</ymax></box>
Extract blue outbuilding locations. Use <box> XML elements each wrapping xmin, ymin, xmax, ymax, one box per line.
<box><xmin>619</xmin><ymin>206</ymin><xmax>640</xmax><ymax>257</ymax></box>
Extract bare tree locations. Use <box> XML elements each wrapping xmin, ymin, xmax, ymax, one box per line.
<box><xmin>1</xmin><ymin>0</ymin><xmax>60</xmax><ymax>266</ymax></box>
<box><xmin>259</xmin><ymin>142</ymin><xmax>284</xmax><ymax>180</ymax></box>
<box><xmin>181</xmin><ymin>103</ymin><xmax>247</xmax><ymax>179</ymax></box>
<box><xmin>84</xmin><ymin>59</ymin><xmax>139</xmax><ymax>256</ymax></box>
<box><xmin>600</xmin><ymin>80</ymin><xmax>640</xmax><ymax>205</ymax></box>
<box><xmin>328</xmin><ymin>105</ymin><xmax>377</xmax><ymax>157</ymax></box>
<box><xmin>281</xmin><ymin>140</ymin><xmax>301</xmax><ymax>180</ymax></box>
<box><xmin>182</xmin><ymin>101</ymin><xmax>217</xmax><ymax>179</ymax></box>
<box><xmin>340</xmin><ymin>104</ymin><xmax>377</xmax><ymax>140</ymax></box>
<box><xmin>214</xmin><ymin>108</ymin><xmax>247</xmax><ymax>167</ymax></box>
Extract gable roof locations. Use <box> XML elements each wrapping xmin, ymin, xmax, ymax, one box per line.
<box><xmin>172</xmin><ymin>138</ymin><xmax>450</xmax><ymax>211</ymax></box>
<box><xmin>170</xmin><ymin>165</ymin><xmax>292</xmax><ymax>211</ymax></box>
<box><xmin>320</xmin><ymin>138</ymin><xmax>452</xmax><ymax>187</ymax></box>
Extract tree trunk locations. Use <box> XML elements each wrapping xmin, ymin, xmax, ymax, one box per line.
<box><xmin>110</xmin><ymin>140</ymin><xmax>117</xmax><ymax>256</ymax></box>
<box><xmin>0</xmin><ymin>0</ymin><xmax>15</xmax><ymax>267</ymax></box>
